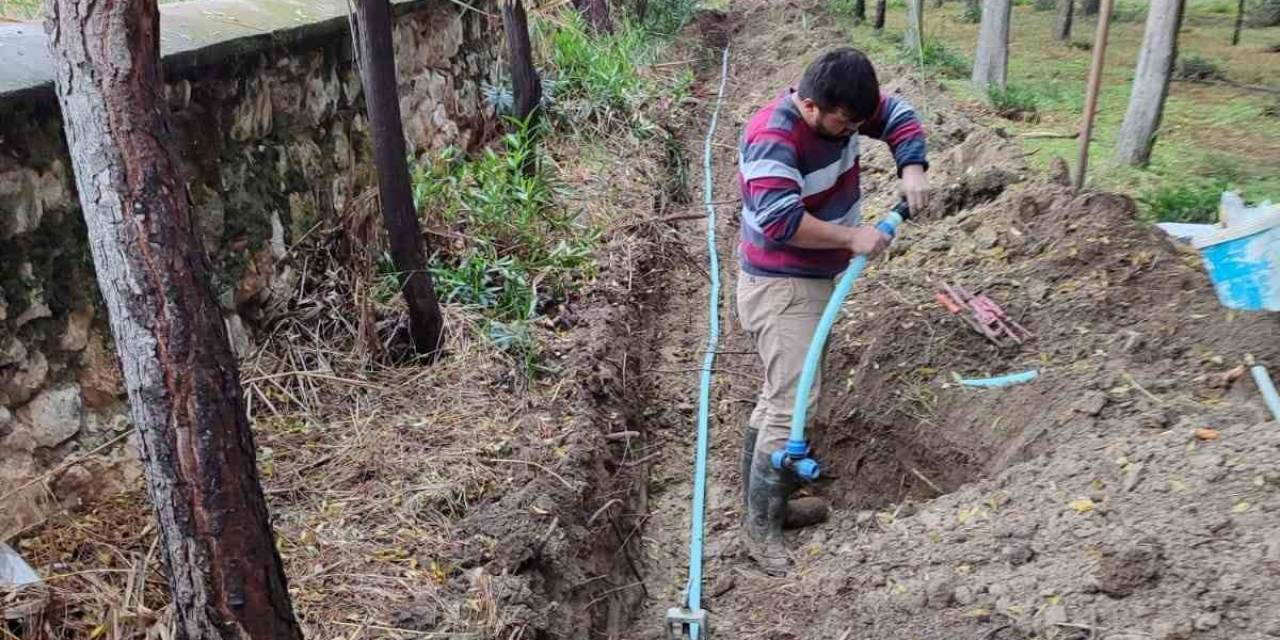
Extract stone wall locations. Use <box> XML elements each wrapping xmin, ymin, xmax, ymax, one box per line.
<box><xmin>0</xmin><ymin>0</ymin><xmax>500</xmax><ymax>538</ymax></box>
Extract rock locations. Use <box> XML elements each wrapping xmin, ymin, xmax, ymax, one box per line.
<box><xmin>53</xmin><ymin>464</ymin><xmax>95</xmax><ymax>510</ymax></box>
<box><xmin>1</xmin><ymin>337</ymin><xmax>26</xmax><ymax>366</ymax></box>
<box><xmin>79</xmin><ymin>332</ymin><xmax>124</xmax><ymax>410</ymax></box>
<box><xmin>2</xmin><ymin>349</ymin><xmax>48</xmax><ymax>406</ymax></box>
<box><xmin>1048</xmin><ymin>156</ymin><xmax>1071</xmax><ymax>186</ymax></box>
<box><xmin>59</xmin><ymin>309</ymin><xmax>92</xmax><ymax>352</ymax></box>
<box><xmin>1003</xmin><ymin>541</ymin><xmax>1035</xmax><ymax>566</ymax></box>
<box><xmin>1193</xmin><ymin>612</ymin><xmax>1221</xmax><ymax>631</ymax></box>
<box><xmin>0</xmin><ymin>168</ymin><xmax>43</xmax><ymax>239</ymax></box>
<box><xmin>18</xmin><ymin>384</ymin><xmax>85</xmax><ymax>448</ymax></box>
<box><xmin>926</xmin><ymin>577</ymin><xmax>956</xmax><ymax>609</ymax></box>
<box><xmin>973</xmin><ymin>226</ymin><xmax>1000</xmax><ymax>249</ymax></box>
<box><xmin>1095</xmin><ymin>538</ymin><xmax>1163</xmax><ymax>597</ymax></box>
<box><xmin>954</xmin><ymin>585</ymin><xmax>977</xmax><ymax>606</ymax></box>
<box><xmin>1074</xmin><ymin>391</ymin><xmax>1108</xmax><ymax>416</ymax></box>
<box><xmin>1041</xmin><ymin>603</ymin><xmax>1068</xmax><ymax>628</ymax></box>
<box><xmin>14</xmin><ymin>301</ymin><xmax>51</xmax><ymax>328</ymax></box>
<box><xmin>1151</xmin><ymin>620</ymin><xmax>1193</xmax><ymax>640</ymax></box>
<box><xmin>225</xmin><ymin>314</ymin><xmax>252</xmax><ymax>358</ymax></box>
<box><xmin>230</xmin><ymin>76</ymin><xmax>272</xmax><ymax>142</ymax></box>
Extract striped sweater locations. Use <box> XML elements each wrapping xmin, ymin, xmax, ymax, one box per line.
<box><xmin>737</xmin><ymin>89</ymin><xmax>927</xmax><ymax>278</ymax></box>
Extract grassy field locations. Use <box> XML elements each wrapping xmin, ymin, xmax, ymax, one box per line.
<box><xmin>832</xmin><ymin>0</ymin><xmax>1280</xmax><ymax>221</ymax></box>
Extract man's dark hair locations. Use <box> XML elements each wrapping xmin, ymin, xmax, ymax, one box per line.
<box><xmin>797</xmin><ymin>48</ymin><xmax>880</xmax><ymax>120</ymax></box>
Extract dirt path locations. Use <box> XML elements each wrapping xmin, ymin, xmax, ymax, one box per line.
<box><xmin>621</xmin><ymin>1</ymin><xmax>1280</xmax><ymax>638</ymax></box>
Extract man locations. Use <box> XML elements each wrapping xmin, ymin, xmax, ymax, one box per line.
<box><xmin>736</xmin><ymin>48</ymin><xmax>929</xmax><ymax>575</ymax></box>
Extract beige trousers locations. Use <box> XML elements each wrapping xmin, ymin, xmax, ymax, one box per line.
<box><xmin>736</xmin><ymin>271</ymin><xmax>835</xmax><ymax>461</ymax></box>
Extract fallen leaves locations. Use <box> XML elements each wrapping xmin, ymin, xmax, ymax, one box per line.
<box><xmin>1069</xmin><ymin>498</ymin><xmax>1095</xmax><ymax>514</ymax></box>
<box><xmin>1194</xmin><ymin>428</ymin><xmax>1220</xmax><ymax>441</ymax></box>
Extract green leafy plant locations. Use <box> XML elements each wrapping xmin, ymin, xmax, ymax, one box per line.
<box><xmin>1138</xmin><ymin>179</ymin><xmax>1230</xmax><ymax>223</ymax></box>
<box><xmin>1176</xmin><ymin>54</ymin><xmax>1227</xmax><ymax>81</ymax></box>
<box><xmin>906</xmin><ymin>38</ymin><xmax>971</xmax><ymax>78</ymax></box>
<box><xmin>988</xmin><ymin>84</ymin><xmax>1041</xmax><ymax>120</ymax></box>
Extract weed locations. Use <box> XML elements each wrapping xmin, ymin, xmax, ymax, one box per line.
<box><xmin>1068</xmin><ymin>39</ymin><xmax>1093</xmax><ymax>50</ymax></box>
<box><xmin>899</xmin><ymin>37</ymin><xmax>971</xmax><ymax>77</ymax></box>
<box><xmin>413</xmin><ymin>117</ymin><xmax>598</xmax><ymax>375</ymax></box>
<box><xmin>959</xmin><ymin>0</ymin><xmax>983</xmax><ymax>22</ymax></box>
<box><xmin>1138</xmin><ymin>179</ymin><xmax>1230</xmax><ymax>223</ymax></box>
<box><xmin>1176</xmin><ymin>53</ymin><xmax>1227</xmax><ymax>80</ymax></box>
<box><xmin>1033</xmin><ymin>0</ymin><xmax>1056</xmax><ymax>11</ymax></box>
<box><xmin>988</xmin><ymin>84</ymin><xmax>1041</xmax><ymax>120</ymax></box>
<box><xmin>1264</xmin><ymin>97</ymin><xmax>1280</xmax><ymax>119</ymax></box>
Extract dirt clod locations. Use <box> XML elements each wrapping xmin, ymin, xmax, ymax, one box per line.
<box><xmin>1095</xmin><ymin>538</ymin><xmax>1164</xmax><ymax>598</ymax></box>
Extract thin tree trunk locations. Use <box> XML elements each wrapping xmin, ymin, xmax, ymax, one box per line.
<box><xmin>44</xmin><ymin>1</ymin><xmax>302</xmax><ymax>638</ymax></box>
<box><xmin>573</xmin><ymin>0</ymin><xmax>614</xmax><ymax>33</ymax></box>
<box><xmin>874</xmin><ymin>0</ymin><xmax>888</xmax><ymax>30</ymax></box>
<box><xmin>854</xmin><ymin>0</ymin><xmax>867</xmax><ymax>24</ymax></box>
<box><xmin>965</xmin><ymin>0</ymin><xmax>981</xmax><ymax>20</ymax></box>
<box><xmin>1232</xmin><ymin>0</ymin><xmax>1245</xmax><ymax>44</ymax></box>
<box><xmin>503</xmin><ymin>0</ymin><xmax>542</xmax><ymax>122</ymax></box>
<box><xmin>972</xmin><ymin>0</ymin><xmax>1013</xmax><ymax>91</ymax></box>
<box><xmin>1055</xmin><ymin>0</ymin><xmax>1074</xmax><ymax>40</ymax></box>
<box><xmin>1114</xmin><ymin>0</ymin><xmax>1185</xmax><ymax>166</ymax></box>
<box><xmin>1082</xmin><ymin>0</ymin><xmax>1099</xmax><ymax>16</ymax></box>
<box><xmin>905</xmin><ymin>0</ymin><xmax>925</xmax><ymax>53</ymax></box>
<box><xmin>354</xmin><ymin>0</ymin><xmax>445</xmax><ymax>357</ymax></box>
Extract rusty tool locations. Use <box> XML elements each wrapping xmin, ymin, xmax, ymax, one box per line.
<box><xmin>936</xmin><ymin>283</ymin><xmax>1032</xmax><ymax>347</ymax></box>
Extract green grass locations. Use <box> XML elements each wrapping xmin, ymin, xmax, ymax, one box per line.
<box><xmin>988</xmin><ymin>83</ymin><xmax>1041</xmax><ymax>117</ymax></box>
<box><xmin>833</xmin><ymin>0</ymin><xmax>1280</xmax><ymax>221</ymax></box>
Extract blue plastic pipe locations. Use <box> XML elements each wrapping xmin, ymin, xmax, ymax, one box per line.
<box><xmin>1252</xmin><ymin>364</ymin><xmax>1280</xmax><ymax>424</ymax></box>
<box><xmin>681</xmin><ymin>46</ymin><xmax>730</xmax><ymax>640</ymax></box>
<box><xmin>958</xmin><ymin>369</ymin><xmax>1040</xmax><ymax>388</ymax></box>
<box><xmin>774</xmin><ymin>200</ymin><xmax>911</xmax><ymax>481</ymax></box>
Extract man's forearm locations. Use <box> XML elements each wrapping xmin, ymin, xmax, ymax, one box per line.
<box><xmin>786</xmin><ymin>213</ymin><xmax>856</xmax><ymax>250</ymax></box>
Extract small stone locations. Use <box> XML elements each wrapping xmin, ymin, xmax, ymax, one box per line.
<box><xmin>2</xmin><ymin>350</ymin><xmax>48</xmax><ymax>406</ymax></box>
<box><xmin>1151</xmin><ymin>619</ymin><xmax>1193</xmax><ymax>640</ymax></box>
<box><xmin>59</xmin><ymin>309</ymin><xmax>92</xmax><ymax>352</ymax></box>
<box><xmin>1193</xmin><ymin>612</ymin><xmax>1221</xmax><ymax>631</ymax></box>
<box><xmin>926</xmin><ymin>577</ymin><xmax>956</xmax><ymax>609</ymax></box>
<box><xmin>1095</xmin><ymin>538</ymin><xmax>1163</xmax><ymax>598</ymax></box>
<box><xmin>856</xmin><ymin>510</ymin><xmax>875</xmax><ymax>527</ymax></box>
<box><xmin>1042</xmin><ymin>603</ymin><xmax>1068</xmax><ymax>627</ymax></box>
<box><xmin>954</xmin><ymin>585</ymin><xmax>977</xmax><ymax>606</ymax></box>
<box><xmin>1074</xmin><ymin>391</ymin><xmax>1108</xmax><ymax>416</ymax></box>
<box><xmin>1003</xmin><ymin>541</ymin><xmax>1035</xmax><ymax>566</ymax></box>
<box><xmin>14</xmin><ymin>301</ymin><xmax>51</xmax><ymax>328</ymax></box>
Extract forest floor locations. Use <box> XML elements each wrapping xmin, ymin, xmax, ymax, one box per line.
<box><xmin>9</xmin><ymin>0</ymin><xmax>1280</xmax><ymax>639</ymax></box>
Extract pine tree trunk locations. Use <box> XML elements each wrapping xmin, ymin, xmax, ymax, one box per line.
<box><xmin>1082</xmin><ymin>0</ymin><xmax>1099</xmax><ymax>16</ymax></box>
<box><xmin>905</xmin><ymin>0</ymin><xmax>925</xmax><ymax>53</ymax></box>
<box><xmin>355</xmin><ymin>0</ymin><xmax>445</xmax><ymax>357</ymax></box>
<box><xmin>1055</xmin><ymin>0</ymin><xmax>1074</xmax><ymax>40</ymax></box>
<box><xmin>874</xmin><ymin>0</ymin><xmax>888</xmax><ymax>30</ymax></box>
<box><xmin>43</xmin><ymin>1</ymin><xmax>302</xmax><ymax>638</ymax></box>
<box><xmin>854</xmin><ymin>0</ymin><xmax>867</xmax><ymax>24</ymax></box>
<box><xmin>1114</xmin><ymin>0</ymin><xmax>1185</xmax><ymax>166</ymax></box>
<box><xmin>972</xmin><ymin>0</ymin><xmax>1013</xmax><ymax>90</ymax></box>
<box><xmin>1232</xmin><ymin>0</ymin><xmax>1245</xmax><ymax>44</ymax></box>
<box><xmin>573</xmin><ymin>0</ymin><xmax>614</xmax><ymax>33</ymax></box>
<box><xmin>503</xmin><ymin>0</ymin><xmax>542</xmax><ymax>122</ymax></box>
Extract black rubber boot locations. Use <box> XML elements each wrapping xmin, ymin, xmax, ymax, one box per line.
<box><xmin>745</xmin><ymin>453</ymin><xmax>789</xmax><ymax>576</ymax></box>
<box><xmin>741</xmin><ymin>426</ymin><xmax>758</xmax><ymax>512</ymax></box>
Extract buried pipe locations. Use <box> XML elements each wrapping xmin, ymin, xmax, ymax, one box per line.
<box><xmin>957</xmin><ymin>369</ymin><xmax>1040</xmax><ymax>389</ymax></box>
<box><xmin>772</xmin><ymin>199</ymin><xmax>912</xmax><ymax>482</ymax></box>
<box><xmin>1247</xmin><ymin>355</ymin><xmax>1280</xmax><ymax>424</ymax></box>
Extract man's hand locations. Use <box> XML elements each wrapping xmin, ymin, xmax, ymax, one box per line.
<box><xmin>901</xmin><ymin>164</ymin><xmax>929</xmax><ymax>215</ymax></box>
<box><xmin>847</xmin><ymin>225</ymin><xmax>891</xmax><ymax>257</ymax></box>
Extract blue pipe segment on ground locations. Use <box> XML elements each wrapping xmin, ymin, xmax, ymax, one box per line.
<box><xmin>1251</xmin><ymin>365</ymin><xmax>1280</xmax><ymax>423</ymax></box>
<box><xmin>957</xmin><ymin>369</ymin><xmax>1041</xmax><ymax>389</ymax></box>
<box><xmin>682</xmin><ymin>46</ymin><xmax>730</xmax><ymax>640</ymax></box>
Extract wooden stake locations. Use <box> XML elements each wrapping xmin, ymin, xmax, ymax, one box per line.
<box><xmin>1074</xmin><ymin>0</ymin><xmax>1115</xmax><ymax>190</ymax></box>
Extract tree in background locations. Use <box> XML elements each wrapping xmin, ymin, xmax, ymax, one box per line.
<box><xmin>354</xmin><ymin>0</ymin><xmax>445</xmax><ymax>357</ymax></box>
<box><xmin>1232</xmin><ymin>0</ymin><xmax>1245</xmax><ymax>44</ymax></box>
<box><xmin>573</xmin><ymin>0</ymin><xmax>614</xmax><ymax>33</ymax></box>
<box><xmin>874</xmin><ymin>0</ymin><xmax>888</xmax><ymax>30</ymax></box>
<box><xmin>1082</xmin><ymin>0</ymin><xmax>1099</xmax><ymax>15</ymax></box>
<box><xmin>44</xmin><ymin>0</ymin><xmax>303</xmax><ymax>637</ymax></box>
<box><xmin>854</xmin><ymin>0</ymin><xmax>867</xmax><ymax>24</ymax></box>
<box><xmin>1115</xmin><ymin>0</ymin><xmax>1186</xmax><ymax>165</ymax></box>
<box><xmin>904</xmin><ymin>0</ymin><xmax>925</xmax><ymax>53</ymax></box>
<box><xmin>503</xmin><ymin>0</ymin><xmax>542</xmax><ymax>123</ymax></box>
<box><xmin>1055</xmin><ymin>0</ymin><xmax>1074</xmax><ymax>40</ymax></box>
<box><xmin>972</xmin><ymin>0</ymin><xmax>1013</xmax><ymax>91</ymax></box>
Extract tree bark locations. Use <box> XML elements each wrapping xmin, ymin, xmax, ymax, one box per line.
<box><xmin>43</xmin><ymin>1</ymin><xmax>302</xmax><ymax>638</ymax></box>
<box><xmin>905</xmin><ymin>0</ymin><xmax>925</xmax><ymax>53</ymax></box>
<box><xmin>1232</xmin><ymin>0</ymin><xmax>1245</xmax><ymax>44</ymax></box>
<box><xmin>354</xmin><ymin>0</ymin><xmax>445</xmax><ymax>357</ymax></box>
<box><xmin>503</xmin><ymin>0</ymin><xmax>542</xmax><ymax>122</ymax></box>
<box><xmin>854</xmin><ymin>0</ymin><xmax>867</xmax><ymax>24</ymax></box>
<box><xmin>972</xmin><ymin>0</ymin><xmax>1013</xmax><ymax>91</ymax></box>
<box><xmin>1114</xmin><ymin>0</ymin><xmax>1185</xmax><ymax>166</ymax></box>
<box><xmin>874</xmin><ymin>0</ymin><xmax>888</xmax><ymax>30</ymax></box>
<box><xmin>573</xmin><ymin>0</ymin><xmax>614</xmax><ymax>33</ymax></box>
<box><xmin>1055</xmin><ymin>0</ymin><xmax>1074</xmax><ymax>40</ymax></box>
